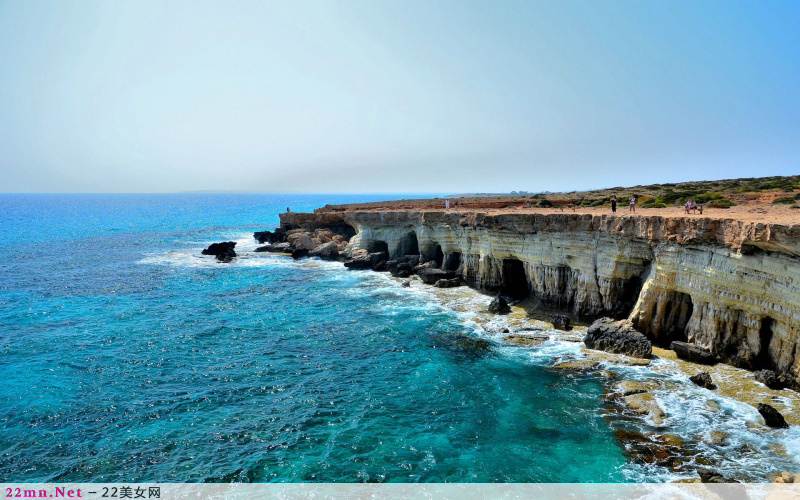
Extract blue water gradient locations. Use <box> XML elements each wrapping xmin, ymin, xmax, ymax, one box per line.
<box><xmin>1</xmin><ymin>194</ymin><xmax>629</xmax><ymax>482</ymax></box>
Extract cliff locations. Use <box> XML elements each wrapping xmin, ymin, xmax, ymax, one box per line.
<box><xmin>279</xmin><ymin>210</ymin><xmax>800</xmax><ymax>386</ymax></box>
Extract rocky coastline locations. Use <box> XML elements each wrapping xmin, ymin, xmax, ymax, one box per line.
<box><xmin>249</xmin><ymin>206</ymin><xmax>800</xmax><ymax>481</ymax></box>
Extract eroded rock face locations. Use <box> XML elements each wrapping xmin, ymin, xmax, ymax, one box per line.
<box><xmin>280</xmin><ymin>209</ymin><xmax>800</xmax><ymax>387</ymax></box>
<box><xmin>202</xmin><ymin>241</ymin><xmax>237</xmax><ymax>262</ymax></box>
<box><xmin>584</xmin><ymin>318</ymin><xmax>652</xmax><ymax>358</ymax></box>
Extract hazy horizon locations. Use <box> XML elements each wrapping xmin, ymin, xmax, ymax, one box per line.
<box><xmin>1</xmin><ymin>0</ymin><xmax>798</xmax><ymax>194</ymax></box>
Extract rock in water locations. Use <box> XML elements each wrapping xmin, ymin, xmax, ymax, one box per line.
<box><xmin>550</xmin><ymin>314</ymin><xmax>571</xmax><ymax>331</ymax></box>
<box><xmin>584</xmin><ymin>318</ymin><xmax>652</xmax><ymax>359</ymax></box>
<box><xmin>291</xmin><ymin>248</ymin><xmax>309</xmax><ymax>259</ymax></box>
<box><xmin>758</xmin><ymin>403</ymin><xmax>789</xmax><ymax>428</ymax></box>
<box><xmin>689</xmin><ymin>372</ymin><xmax>717</xmax><ymax>390</ymax></box>
<box><xmin>201</xmin><ymin>241</ymin><xmax>237</xmax><ymax>263</ymax></box>
<box><xmin>670</xmin><ymin>341</ymin><xmax>717</xmax><ymax>365</ymax></box>
<box><xmin>697</xmin><ymin>468</ymin><xmax>740</xmax><ymax>483</ymax></box>
<box><xmin>401</xmin><ymin>280</ymin><xmax>411</xmax><ymax>287</ymax></box>
<box><xmin>344</xmin><ymin>249</ymin><xmax>374</xmax><ymax>269</ymax></box>
<box><xmin>754</xmin><ymin>370</ymin><xmax>785</xmax><ymax>390</ymax></box>
<box><xmin>433</xmin><ymin>278</ymin><xmax>461</xmax><ymax>288</ymax></box>
<box><xmin>417</xmin><ymin>267</ymin><xmax>457</xmax><ymax>285</ymax></box>
<box><xmin>488</xmin><ymin>296</ymin><xmax>510</xmax><ymax>313</ymax></box>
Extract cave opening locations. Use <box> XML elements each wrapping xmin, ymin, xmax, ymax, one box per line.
<box><xmin>663</xmin><ymin>292</ymin><xmax>692</xmax><ymax>344</ymax></box>
<box><xmin>501</xmin><ymin>258</ymin><xmax>530</xmax><ymax>299</ymax></box>
<box><xmin>368</xmin><ymin>240</ymin><xmax>389</xmax><ymax>259</ymax></box>
<box><xmin>757</xmin><ymin>317</ymin><xmax>775</xmax><ymax>370</ymax></box>
<box><xmin>443</xmin><ymin>252</ymin><xmax>462</xmax><ymax>272</ymax></box>
<box><xmin>434</xmin><ymin>245</ymin><xmax>444</xmax><ymax>267</ymax></box>
<box><xmin>396</xmin><ymin>232</ymin><xmax>419</xmax><ymax>257</ymax></box>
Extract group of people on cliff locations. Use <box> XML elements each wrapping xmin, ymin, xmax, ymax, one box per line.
<box><xmin>609</xmin><ymin>195</ymin><xmax>638</xmax><ymax>213</ymax></box>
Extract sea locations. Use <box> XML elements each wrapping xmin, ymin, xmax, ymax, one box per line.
<box><xmin>1</xmin><ymin>193</ymin><xmax>798</xmax><ymax>483</ymax></box>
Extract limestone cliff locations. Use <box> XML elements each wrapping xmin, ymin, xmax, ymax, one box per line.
<box><xmin>279</xmin><ymin>210</ymin><xmax>800</xmax><ymax>386</ymax></box>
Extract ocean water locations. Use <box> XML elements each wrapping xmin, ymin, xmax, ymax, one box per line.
<box><xmin>0</xmin><ymin>194</ymin><xmax>797</xmax><ymax>483</ymax></box>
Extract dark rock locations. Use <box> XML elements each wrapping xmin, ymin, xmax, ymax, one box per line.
<box><xmin>344</xmin><ymin>250</ymin><xmax>374</xmax><ymax>269</ymax></box>
<box><xmin>255</xmin><ymin>242</ymin><xmax>292</xmax><ymax>253</ymax></box>
<box><xmin>291</xmin><ymin>248</ymin><xmax>309</xmax><ymax>259</ymax></box>
<box><xmin>584</xmin><ymin>318</ymin><xmax>652</xmax><ymax>358</ymax></box>
<box><xmin>550</xmin><ymin>314</ymin><xmax>571</xmax><ymax>331</ymax></box>
<box><xmin>401</xmin><ymin>280</ymin><xmax>411</xmax><ymax>287</ymax></box>
<box><xmin>419</xmin><ymin>268</ymin><xmax>456</xmax><ymax>285</ymax></box>
<box><xmin>373</xmin><ymin>260</ymin><xmax>387</xmax><ymax>271</ymax></box>
<box><xmin>369</xmin><ymin>252</ymin><xmax>387</xmax><ymax>267</ymax></box>
<box><xmin>689</xmin><ymin>372</ymin><xmax>717</xmax><ymax>390</ymax></box>
<box><xmin>391</xmin><ymin>262</ymin><xmax>414</xmax><ymax>277</ymax></box>
<box><xmin>201</xmin><ymin>241</ymin><xmax>237</xmax><ymax>263</ymax></box>
<box><xmin>385</xmin><ymin>260</ymin><xmax>399</xmax><ymax>272</ymax></box>
<box><xmin>757</xmin><ymin>403</ymin><xmax>789</xmax><ymax>428</ymax></box>
<box><xmin>433</xmin><ymin>277</ymin><xmax>461</xmax><ymax>288</ymax></box>
<box><xmin>254</xmin><ymin>228</ymin><xmax>286</xmax><ymax>244</ymax></box>
<box><xmin>671</xmin><ymin>341</ymin><xmax>717</xmax><ymax>365</ymax></box>
<box><xmin>488</xmin><ymin>295</ymin><xmax>511</xmax><ymax>314</ymax></box>
<box><xmin>697</xmin><ymin>468</ymin><xmax>740</xmax><ymax>483</ymax></box>
<box><xmin>401</xmin><ymin>255</ymin><xmax>420</xmax><ymax>267</ymax></box>
<box><xmin>754</xmin><ymin>370</ymin><xmax>785</xmax><ymax>390</ymax></box>
<box><xmin>499</xmin><ymin>328</ymin><xmax>510</xmax><ymax>334</ymax></box>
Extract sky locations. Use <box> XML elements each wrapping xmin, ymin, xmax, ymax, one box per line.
<box><xmin>0</xmin><ymin>0</ymin><xmax>798</xmax><ymax>194</ymax></box>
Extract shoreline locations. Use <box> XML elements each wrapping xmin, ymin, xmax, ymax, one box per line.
<box><xmin>244</xmin><ymin>199</ymin><xmax>800</xmax><ymax>482</ymax></box>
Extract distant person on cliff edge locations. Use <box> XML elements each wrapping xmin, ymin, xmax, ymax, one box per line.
<box><xmin>445</xmin><ymin>199</ymin><xmax>450</xmax><ymax>209</ymax></box>
<box><xmin>629</xmin><ymin>195</ymin><xmax>636</xmax><ymax>213</ymax></box>
<box><xmin>286</xmin><ymin>207</ymin><xmax>290</xmax><ymax>212</ymax></box>
<box><xmin>611</xmin><ymin>195</ymin><xmax>617</xmax><ymax>213</ymax></box>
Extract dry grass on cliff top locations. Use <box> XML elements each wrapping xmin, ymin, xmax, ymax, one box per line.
<box><xmin>319</xmin><ymin>175</ymin><xmax>800</xmax><ymax>225</ymax></box>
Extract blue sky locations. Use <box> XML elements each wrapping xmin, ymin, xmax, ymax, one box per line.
<box><xmin>0</xmin><ymin>0</ymin><xmax>798</xmax><ymax>193</ymax></box>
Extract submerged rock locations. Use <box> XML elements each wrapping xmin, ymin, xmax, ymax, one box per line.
<box><xmin>503</xmin><ymin>334</ymin><xmax>549</xmax><ymax>347</ymax></box>
<box><xmin>758</xmin><ymin>403</ymin><xmax>789</xmax><ymax>428</ymax></box>
<box><xmin>613</xmin><ymin>380</ymin><xmax>650</xmax><ymax>396</ymax></box>
<box><xmin>670</xmin><ymin>341</ymin><xmax>717</xmax><ymax>365</ymax></box>
<box><xmin>551</xmin><ymin>360</ymin><xmax>600</xmax><ymax>373</ymax></box>
<box><xmin>488</xmin><ymin>295</ymin><xmax>511</xmax><ymax>314</ymax></box>
<box><xmin>550</xmin><ymin>314</ymin><xmax>571</xmax><ymax>331</ymax></box>
<box><xmin>400</xmin><ymin>280</ymin><xmax>411</xmax><ymax>287</ymax></box>
<box><xmin>621</xmin><ymin>392</ymin><xmax>667</xmax><ymax>426</ymax></box>
<box><xmin>689</xmin><ymin>372</ymin><xmax>717</xmax><ymax>390</ymax></box>
<box><xmin>584</xmin><ymin>318</ymin><xmax>652</xmax><ymax>358</ymax></box>
<box><xmin>201</xmin><ymin>241</ymin><xmax>237</xmax><ymax>262</ymax></box>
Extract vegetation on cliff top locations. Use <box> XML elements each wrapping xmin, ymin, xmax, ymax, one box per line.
<box><xmin>321</xmin><ymin>175</ymin><xmax>800</xmax><ymax>212</ymax></box>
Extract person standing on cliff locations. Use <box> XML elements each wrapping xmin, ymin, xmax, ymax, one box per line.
<box><xmin>445</xmin><ymin>199</ymin><xmax>450</xmax><ymax>210</ymax></box>
<box><xmin>629</xmin><ymin>195</ymin><xmax>636</xmax><ymax>213</ymax></box>
<box><xmin>611</xmin><ymin>195</ymin><xmax>617</xmax><ymax>213</ymax></box>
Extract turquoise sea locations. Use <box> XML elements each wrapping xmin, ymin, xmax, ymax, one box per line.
<box><xmin>1</xmin><ymin>194</ymin><xmax>798</xmax><ymax>483</ymax></box>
